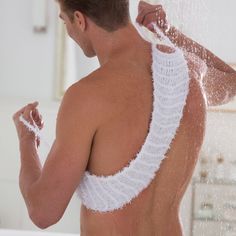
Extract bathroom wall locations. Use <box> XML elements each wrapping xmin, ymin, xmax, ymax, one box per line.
<box><xmin>186</xmin><ymin>111</ymin><xmax>236</xmax><ymax>236</ymax></box>
<box><xmin>0</xmin><ymin>0</ymin><xmax>58</xmax><ymax>100</ymax></box>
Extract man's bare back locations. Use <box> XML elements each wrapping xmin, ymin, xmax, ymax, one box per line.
<box><xmin>76</xmin><ymin>40</ymin><xmax>206</xmax><ymax>235</ymax></box>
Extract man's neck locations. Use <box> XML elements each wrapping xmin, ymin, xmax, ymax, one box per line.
<box><xmin>90</xmin><ymin>22</ymin><xmax>144</xmax><ymax>66</ymax></box>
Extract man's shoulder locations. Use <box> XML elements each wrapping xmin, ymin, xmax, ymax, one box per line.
<box><xmin>71</xmin><ymin>69</ymin><xmax>110</xmax><ymax>97</ymax></box>
<box><xmin>61</xmin><ymin>75</ymin><xmax>108</xmax><ymax>127</ymax></box>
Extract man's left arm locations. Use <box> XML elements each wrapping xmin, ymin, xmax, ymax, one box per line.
<box><xmin>13</xmin><ymin>80</ymin><xmax>98</xmax><ymax>229</ymax></box>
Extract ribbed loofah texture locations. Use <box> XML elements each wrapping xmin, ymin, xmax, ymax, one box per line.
<box><xmin>76</xmin><ymin>24</ymin><xmax>191</xmax><ymax>213</ymax></box>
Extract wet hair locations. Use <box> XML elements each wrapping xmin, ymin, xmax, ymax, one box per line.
<box><xmin>58</xmin><ymin>0</ymin><xmax>130</xmax><ymax>32</ymax></box>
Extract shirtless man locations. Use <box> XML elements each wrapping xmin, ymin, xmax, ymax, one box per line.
<box><xmin>12</xmin><ymin>1</ymin><xmax>236</xmax><ymax>235</ymax></box>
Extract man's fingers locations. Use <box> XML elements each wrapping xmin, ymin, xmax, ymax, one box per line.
<box><xmin>12</xmin><ymin>101</ymin><xmax>39</xmax><ymax>125</ymax></box>
<box><xmin>138</xmin><ymin>0</ymin><xmax>151</xmax><ymax>10</ymax></box>
<box><xmin>23</xmin><ymin>102</ymin><xmax>38</xmax><ymax>119</ymax></box>
<box><xmin>32</xmin><ymin>108</ymin><xmax>40</xmax><ymax>120</ymax></box>
<box><xmin>32</xmin><ymin>108</ymin><xmax>44</xmax><ymax>129</ymax></box>
<box><xmin>13</xmin><ymin>108</ymin><xmax>25</xmax><ymax>121</ymax></box>
<box><xmin>146</xmin><ymin>23</ymin><xmax>155</xmax><ymax>33</ymax></box>
<box><xmin>136</xmin><ymin>9</ymin><xmax>146</xmax><ymax>24</ymax></box>
<box><xmin>137</xmin><ymin>1</ymin><xmax>154</xmax><ymax>23</ymax></box>
<box><xmin>136</xmin><ymin>2</ymin><xmax>168</xmax><ymax>33</ymax></box>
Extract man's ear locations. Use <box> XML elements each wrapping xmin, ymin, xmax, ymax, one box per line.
<box><xmin>74</xmin><ymin>11</ymin><xmax>86</xmax><ymax>32</ymax></box>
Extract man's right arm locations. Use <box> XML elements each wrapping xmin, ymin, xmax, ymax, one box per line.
<box><xmin>136</xmin><ymin>1</ymin><xmax>236</xmax><ymax>107</ymax></box>
<box><xmin>166</xmin><ymin>26</ymin><xmax>236</xmax><ymax>107</ymax></box>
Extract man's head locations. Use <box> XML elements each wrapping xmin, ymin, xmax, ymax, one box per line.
<box><xmin>59</xmin><ymin>0</ymin><xmax>130</xmax><ymax>32</ymax></box>
<box><xmin>57</xmin><ymin>0</ymin><xmax>131</xmax><ymax>57</ymax></box>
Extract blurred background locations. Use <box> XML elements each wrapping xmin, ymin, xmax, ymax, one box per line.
<box><xmin>0</xmin><ymin>0</ymin><xmax>236</xmax><ymax>235</ymax></box>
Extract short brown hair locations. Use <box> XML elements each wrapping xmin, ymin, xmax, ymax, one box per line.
<box><xmin>59</xmin><ymin>0</ymin><xmax>130</xmax><ymax>32</ymax></box>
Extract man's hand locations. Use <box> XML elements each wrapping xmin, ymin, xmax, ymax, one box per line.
<box><xmin>12</xmin><ymin>102</ymin><xmax>44</xmax><ymax>147</ymax></box>
<box><xmin>136</xmin><ymin>1</ymin><xmax>170</xmax><ymax>33</ymax></box>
